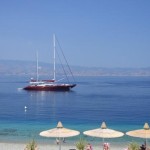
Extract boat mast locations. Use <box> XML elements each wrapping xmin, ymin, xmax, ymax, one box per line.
<box><xmin>53</xmin><ymin>34</ymin><xmax>56</xmax><ymax>81</ymax></box>
<box><xmin>36</xmin><ymin>51</ymin><xmax>39</xmax><ymax>82</ymax></box>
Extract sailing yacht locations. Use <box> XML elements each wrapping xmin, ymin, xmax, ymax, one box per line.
<box><xmin>23</xmin><ymin>35</ymin><xmax>76</xmax><ymax>91</ymax></box>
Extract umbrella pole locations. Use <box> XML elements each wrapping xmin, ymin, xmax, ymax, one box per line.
<box><xmin>102</xmin><ymin>138</ymin><xmax>104</xmax><ymax>150</ymax></box>
<box><xmin>145</xmin><ymin>138</ymin><xmax>147</xmax><ymax>150</ymax></box>
<box><xmin>59</xmin><ymin>137</ymin><xmax>61</xmax><ymax>150</ymax></box>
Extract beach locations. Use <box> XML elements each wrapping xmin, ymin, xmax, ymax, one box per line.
<box><xmin>0</xmin><ymin>142</ymin><xmax>128</xmax><ymax>150</ymax></box>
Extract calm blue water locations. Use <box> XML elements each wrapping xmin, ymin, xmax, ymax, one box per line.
<box><xmin>0</xmin><ymin>75</ymin><xmax>150</xmax><ymax>144</ymax></box>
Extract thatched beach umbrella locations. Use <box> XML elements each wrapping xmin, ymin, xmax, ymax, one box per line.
<box><xmin>126</xmin><ymin>122</ymin><xmax>150</xmax><ymax>149</ymax></box>
<box><xmin>40</xmin><ymin>121</ymin><xmax>80</xmax><ymax>150</ymax></box>
<box><xmin>83</xmin><ymin>122</ymin><xmax>124</xmax><ymax>148</ymax></box>
<box><xmin>84</xmin><ymin>122</ymin><xmax>124</xmax><ymax>139</ymax></box>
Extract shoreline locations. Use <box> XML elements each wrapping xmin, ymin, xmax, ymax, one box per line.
<box><xmin>0</xmin><ymin>136</ymin><xmax>146</xmax><ymax>150</ymax></box>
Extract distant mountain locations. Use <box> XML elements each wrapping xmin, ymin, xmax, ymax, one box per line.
<box><xmin>0</xmin><ymin>59</ymin><xmax>53</xmax><ymax>76</ymax></box>
<box><xmin>0</xmin><ymin>59</ymin><xmax>150</xmax><ymax>76</ymax></box>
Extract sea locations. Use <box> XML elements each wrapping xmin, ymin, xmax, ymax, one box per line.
<box><xmin>0</xmin><ymin>75</ymin><xmax>150</xmax><ymax>146</ymax></box>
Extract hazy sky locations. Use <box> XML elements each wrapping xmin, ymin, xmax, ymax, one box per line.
<box><xmin>0</xmin><ymin>0</ymin><xmax>150</xmax><ymax>68</ymax></box>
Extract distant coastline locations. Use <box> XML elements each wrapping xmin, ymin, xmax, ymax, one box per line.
<box><xmin>0</xmin><ymin>59</ymin><xmax>150</xmax><ymax>77</ymax></box>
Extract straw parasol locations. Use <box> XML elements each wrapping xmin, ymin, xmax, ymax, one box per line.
<box><xmin>83</xmin><ymin>122</ymin><xmax>124</xmax><ymax>139</ymax></box>
<box><xmin>40</xmin><ymin>121</ymin><xmax>80</xmax><ymax>150</ymax></box>
<box><xmin>126</xmin><ymin>122</ymin><xmax>150</xmax><ymax>149</ymax></box>
<box><xmin>83</xmin><ymin>122</ymin><xmax>124</xmax><ymax>149</ymax></box>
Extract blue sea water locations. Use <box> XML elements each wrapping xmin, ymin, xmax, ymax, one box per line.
<box><xmin>0</xmin><ymin>75</ymin><xmax>150</xmax><ymax>145</ymax></box>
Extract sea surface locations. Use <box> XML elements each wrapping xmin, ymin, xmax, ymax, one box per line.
<box><xmin>0</xmin><ymin>75</ymin><xmax>150</xmax><ymax>145</ymax></box>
